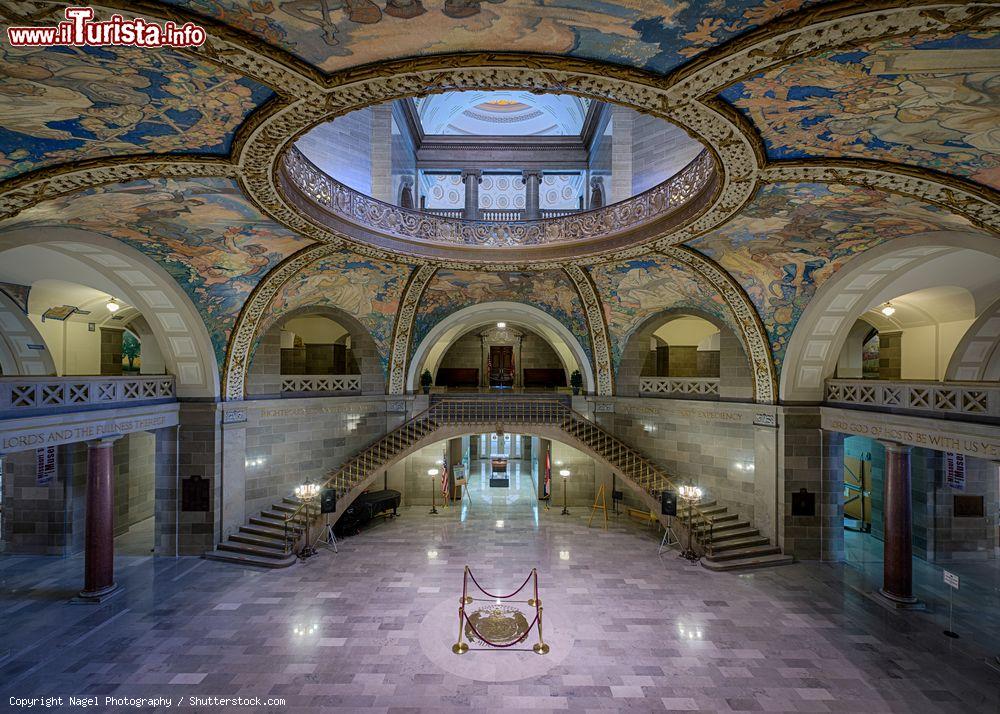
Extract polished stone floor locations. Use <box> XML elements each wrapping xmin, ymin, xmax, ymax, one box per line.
<box><xmin>1</xmin><ymin>480</ymin><xmax>999</xmax><ymax>712</ymax></box>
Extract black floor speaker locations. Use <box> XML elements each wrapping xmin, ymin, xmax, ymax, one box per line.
<box><xmin>661</xmin><ymin>490</ymin><xmax>677</xmax><ymax>517</ymax></box>
<box><xmin>320</xmin><ymin>488</ymin><xmax>337</xmax><ymax>514</ymax></box>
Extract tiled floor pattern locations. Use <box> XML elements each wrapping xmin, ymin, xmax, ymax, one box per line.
<box><xmin>1</xmin><ymin>486</ymin><xmax>999</xmax><ymax>713</ymax></box>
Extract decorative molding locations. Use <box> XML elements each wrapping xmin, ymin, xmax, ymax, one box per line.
<box><xmin>222</xmin><ymin>409</ymin><xmax>248</xmax><ymax>424</ymax></box>
<box><xmin>660</xmin><ymin>246</ymin><xmax>777</xmax><ymax>405</ymax></box>
<box><xmin>763</xmin><ymin>162</ymin><xmax>1000</xmax><ymax>233</ymax></box>
<box><xmin>753</xmin><ymin>413</ymin><xmax>777</xmax><ymax>428</ymax></box>
<box><xmin>0</xmin><ymin>158</ymin><xmax>238</xmax><ymax>220</ymax></box>
<box><xmin>387</xmin><ymin>264</ymin><xmax>437</xmax><ymax>395</ymax></box>
<box><xmin>221</xmin><ymin>243</ymin><xmax>341</xmax><ymax>401</ymax></box>
<box><xmin>563</xmin><ymin>265</ymin><xmax>614</xmax><ymax>396</ymax></box>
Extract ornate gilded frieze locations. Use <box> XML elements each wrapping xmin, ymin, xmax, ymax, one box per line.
<box><xmin>563</xmin><ymin>265</ymin><xmax>614</xmax><ymax>397</ymax></box>
<box><xmin>387</xmin><ymin>264</ymin><xmax>437</xmax><ymax>395</ymax></box>
<box><xmin>660</xmin><ymin>246</ymin><xmax>777</xmax><ymax>405</ymax></box>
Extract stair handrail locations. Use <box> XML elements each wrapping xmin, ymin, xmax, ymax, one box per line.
<box><xmin>282</xmin><ymin>396</ymin><xmax>713</xmax><ymax>555</ymax></box>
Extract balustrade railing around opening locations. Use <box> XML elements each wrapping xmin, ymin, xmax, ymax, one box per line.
<box><xmin>639</xmin><ymin>377</ymin><xmax>719</xmax><ymax>398</ymax></box>
<box><xmin>280</xmin><ymin>375</ymin><xmax>361</xmax><ymax>395</ymax></box>
<box><xmin>0</xmin><ymin>374</ymin><xmax>176</xmax><ymax>417</ymax></box>
<box><xmin>281</xmin><ymin>397</ymin><xmax>716</xmax><ymax>555</ymax></box>
<box><xmin>825</xmin><ymin>379</ymin><xmax>1000</xmax><ymax>420</ymax></box>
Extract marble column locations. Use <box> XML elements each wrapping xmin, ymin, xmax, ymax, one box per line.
<box><xmin>522</xmin><ymin>170</ymin><xmax>542</xmax><ymax>220</ymax></box>
<box><xmin>461</xmin><ymin>169</ymin><xmax>481</xmax><ymax>220</ymax></box>
<box><xmin>78</xmin><ymin>437</ymin><xmax>121</xmax><ymax>601</ymax></box>
<box><xmin>879</xmin><ymin>440</ymin><xmax>919</xmax><ymax>605</ymax></box>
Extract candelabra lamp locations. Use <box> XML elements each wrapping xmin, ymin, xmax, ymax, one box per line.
<box><xmin>428</xmin><ymin>468</ymin><xmax>439</xmax><ymax>514</ymax></box>
<box><xmin>559</xmin><ymin>469</ymin><xmax>571</xmax><ymax>515</ymax></box>
<box><xmin>294</xmin><ymin>482</ymin><xmax>321</xmax><ymax>560</ymax></box>
<box><xmin>678</xmin><ymin>484</ymin><xmax>703</xmax><ymax>562</ymax></box>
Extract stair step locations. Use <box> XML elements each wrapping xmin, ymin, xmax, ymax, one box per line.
<box><xmin>271</xmin><ymin>503</ymin><xmax>299</xmax><ymax>514</ymax></box>
<box><xmin>218</xmin><ymin>542</ymin><xmax>289</xmax><ymax>560</ymax></box>
<box><xmin>705</xmin><ymin>545</ymin><xmax>781</xmax><ymax>562</ymax></box>
<box><xmin>229</xmin><ymin>533</ymin><xmax>288</xmax><ymax>551</ymax></box>
<box><xmin>702</xmin><ymin>526</ymin><xmax>760</xmax><ymax>543</ymax></box>
<box><xmin>694</xmin><ymin>512</ymin><xmax>738</xmax><ymax>526</ymax></box>
<box><xmin>281</xmin><ymin>497</ymin><xmax>304</xmax><ymax>506</ymax></box>
<box><xmin>240</xmin><ymin>524</ymin><xmax>294</xmax><ymax>540</ymax></box>
<box><xmin>260</xmin><ymin>510</ymin><xmax>308</xmax><ymax>524</ymax></box>
<box><xmin>701</xmin><ymin>553</ymin><xmax>795</xmax><ymax>572</ymax></box>
<box><xmin>204</xmin><ymin>548</ymin><xmax>297</xmax><ymax>569</ymax></box>
<box><xmin>695</xmin><ymin>519</ymin><xmax>749</xmax><ymax>535</ymax></box>
<box><xmin>708</xmin><ymin>535</ymin><xmax>771</xmax><ymax>552</ymax></box>
<box><xmin>249</xmin><ymin>515</ymin><xmax>303</xmax><ymax>532</ymax></box>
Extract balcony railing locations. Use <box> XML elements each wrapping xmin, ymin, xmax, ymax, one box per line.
<box><xmin>281</xmin><ymin>147</ymin><xmax>715</xmax><ymax>252</ymax></box>
<box><xmin>639</xmin><ymin>377</ymin><xmax>720</xmax><ymax>399</ymax></box>
<box><xmin>280</xmin><ymin>375</ymin><xmax>361</xmax><ymax>395</ymax></box>
<box><xmin>825</xmin><ymin>379</ymin><xmax>1000</xmax><ymax>419</ymax></box>
<box><xmin>0</xmin><ymin>375</ymin><xmax>176</xmax><ymax>417</ymax></box>
<box><xmin>425</xmin><ymin>208</ymin><xmax>582</xmax><ymax>221</ymax></box>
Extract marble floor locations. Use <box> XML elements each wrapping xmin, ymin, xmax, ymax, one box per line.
<box><xmin>2</xmin><ymin>492</ymin><xmax>999</xmax><ymax>712</ymax></box>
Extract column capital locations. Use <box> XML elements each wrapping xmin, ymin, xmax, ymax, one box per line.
<box><xmin>878</xmin><ymin>440</ymin><xmax>912</xmax><ymax>454</ymax></box>
<box><xmin>87</xmin><ymin>435</ymin><xmax>122</xmax><ymax>449</ymax></box>
<box><xmin>521</xmin><ymin>169</ymin><xmax>543</xmax><ymax>180</ymax></box>
<box><xmin>460</xmin><ymin>169</ymin><xmax>482</xmax><ymax>182</ymax></box>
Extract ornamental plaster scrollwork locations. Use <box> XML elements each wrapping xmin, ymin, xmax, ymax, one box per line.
<box><xmin>387</xmin><ymin>264</ymin><xmax>437</xmax><ymax>395</ymax></box>
<box><xmin>222</xmin><ymin>243</ymin><xmax>343</xmax><ymax>400</ymax></box>
<box><xmin>660</xmin><ymin>246</ymin><xmax>777</xmax><ymax>405</ymax></box>
<box><xmin>763</xmin><ymin>163</ymin><xmax>1000</xmax><ymax>233</ymax></box>
<box><xmin>563</xmin><ymin>265</ymin><xmax>614</xmax><ymax>396</ymax></box>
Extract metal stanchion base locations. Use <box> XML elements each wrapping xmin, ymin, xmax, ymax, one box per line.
<box><xmin>561</xmin><ymin>507</ymin><xmax>569</xmax><ymax>515</ymax></box>
<box><xmin>298</xmin><ymin>545</ymin><xmax>318</xmax><ymax>560</ymax></box>
<box><xmin>452</xmin><ymin>642</ymin><xmax>469</xmax><ymax>654</ymax></box>
<box><xmin>429</xmin><ymin>507</ymin><xmax>438</xmax><ymax>514</ymax></box>
<box><xmin>679</xmin><ymin>548</ymin><xmax>701</xmax><ymax>563</ymax></box>
<box><xmin>533</xmin><ymin>642</ymin><xmax>550</xmax><ymax>655</ymax></box>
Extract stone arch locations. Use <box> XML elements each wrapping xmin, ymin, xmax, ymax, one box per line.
<box><xmin>615</xmin><ymin>307</ymin><xmax>752</xmax><ymax>400</ymax></box>
<box><xmin>246</xmin><ymin>304</ymin><xmax>385</xmax><ymax>396</ymax></box>
<box><xmin>946</xmin><ymin>294</ymin><xmax>1000</xmax><ymax>381</ymax></box>
<box><xmin>780</xmin><ymin>231</ymin><xmax>1000</xmax><ymax>402</ymax></box>
<box><xmin>406</xmin><ymin>302</ymin><xmax>595</xmax><ymax>394</ymax></box>
<box><xmin>0</xmin><ymin>227</ymin><xmax>220</xmax><ymax>397</ymax></box>
<box><xmin>0</xmin><ymin>289</ymin><xmax>55</xmax><ymax>376</ymax></box>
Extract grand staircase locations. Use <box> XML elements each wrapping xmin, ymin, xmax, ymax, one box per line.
<box><xmin>205</xmin><ymin>398</ymin><xmax>792</xmax><ymax>571</ymax></box>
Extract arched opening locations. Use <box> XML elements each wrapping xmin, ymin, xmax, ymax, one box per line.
<box><xmin>782</xmin><ymin>232</ymin><xmax>1000</xmax><ymax>401</ymax></box>
<box><xmin>616</xmin><ymin>309</ymin><xmax>752</xmax><ymax>400</ymax></box>
<box><xmin>0</xmin><ymin>288</ymin><xmax>55</xmax><ymax>376</ymax></box>
<box><xmin>0</xmin><ymin>228</ymin><xmax>219</xmax><ymax>398</ymax></box>
<box><xmin>835</xmin><ymin>286</ymin><xmax>979</xmax><ymax>381</ymax></box>
<box><xmin>246</xmin><ymin>305</ymin><xmax>384</xmax><ymax>397</ymax></box>
<box><xmin>406</xmin><ymin>302</ymin><xmax>594</xmax><ymax>394</ymax></box>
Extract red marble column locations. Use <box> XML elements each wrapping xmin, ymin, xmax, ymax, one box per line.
<box><xmin>79</xmin><ymin>437</ymin><xmax>120</xmax><ymax>601</ymax></box>
<box><xmin>879</xmin><ymin>441</ymin><xmax>917</xmax><ymax>605</ymax></box>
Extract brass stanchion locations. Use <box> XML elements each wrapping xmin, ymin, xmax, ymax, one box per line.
<box><xmin>532</xmin><ymin>606</ymin><xmax>549</xmax><ymax>655</ymax></box>
<box><xmin>452</xmin><ymin>600</ymin><xmax>468</xmax><ymax>654</ymax></box>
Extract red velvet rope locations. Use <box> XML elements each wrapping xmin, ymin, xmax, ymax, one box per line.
<box><xmin>466</xmin><ymin>568</ymin><xmax>534</xmax><ymax>600</ymax></box>
<box><xmin>461</xmin><ymin>609</ymin><xmax>540</xmax><ymax>648</ymax></box>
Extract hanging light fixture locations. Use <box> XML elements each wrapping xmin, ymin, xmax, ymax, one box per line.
<box><xmin>496</xmin><ymin>321</ymin><xmax>506</xmax><ymax>329</ymax></box>
<box><xmin>105</xmin><ymin>297</ymin><xmax>120</xmax><ymax>313</ymax></box>
<box><xmin>880</xmin><ymin>302</ymin><xmax>896</xmax><ymax>317</ymax></box>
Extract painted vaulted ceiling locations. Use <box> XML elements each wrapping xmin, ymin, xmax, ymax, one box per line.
<box><xmin>0</xmin><ymin>1</ymin><xmax>997</xmax><ymax>402</ymax></box>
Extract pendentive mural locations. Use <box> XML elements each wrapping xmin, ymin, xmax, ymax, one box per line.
<box><xmin>410</xmin><ymin>269</ymin><xmax>593</xmax><ymax>362</ymax></box>
<box><xmin>721</xmin><ymin>31</ymin><xmax>1000</xmax><ymax>189</ymax></box>
<box><xmin>589</xmin><ymin>257</ymin><xmax>737</xmax><ymax>370</ymax></box>
<box><xmin>0</xmin><ymin>44</ymin><xmax>272</xmax><ymax>180</ymax></box>
<box><xmin>0</xmin><ymin>177</ymin><xmax>310</xmax><ymax>363</ymax></box>
<box><xmin>261</xmin><ymin>252</ymin><xmax>413</xmax><ymax>375</ymax></box>
<box><xmin>167</xmin><ymin>0</ymin><xmax>811</xmax><ymax>74</ymax></box>
<box><xmin>689</xmin><ymin>182</ymin><xmax>987</xmax><ymax>370</ymax></box>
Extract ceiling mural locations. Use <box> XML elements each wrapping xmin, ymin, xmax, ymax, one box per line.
<box><xmin>588</xmin><ymin>257</ymin><xmax>737</xmax><ymax>370</ymax></box>
<box><xmin>166</xmin><ymin>0</ymin><xmax>811</xmax><ymax>74</ymax></box>
<box><xmin>0</xmin><ymin>177</ymin><xmax>310</xmax><ymax>363</ymax></box>
<box><xmin>0</xmin><ymin>44</ymin><xmax>272</xmax><ymax>181</ymax></box>
<box><xmin>689</xmin><ymin>182</ymin><xmax>989</xmax><ymax>371</ymax></box>
<box><xmin>411</xmin><ymin>269</ymin><xmax>592</xmax><ymax>362</ymax></box>
<box><xmin>262</xmin><ymin>252</ymin><xmax>413</xmax><ymax>375</ymax></box>
<box><xmin>721</xmin><ymin>31</ymin><xmax>1000</xmax><ymax>189</ymax></box>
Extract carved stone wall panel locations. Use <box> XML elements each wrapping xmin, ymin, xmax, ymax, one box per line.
<box><xmin>222</xmin><ymin>243</ymin><xmax>343</xmax><ymax>400</ymax></box>
<box><xmin>563</xmin><ymin>265</ymin><xmax>614</xmax><ymax>396</ymax></box>
<box><xmin>661</xmin><ymin>246</ymin><xmax>777</xmax><ymax>404</ymax></box>
<box><xmin>763</xmin><ymin>164</ymin><xmax>1000</xmax><ymax>232</ymax></box>
<box><xmin>387</xmin><ymin>264</ymin><xmax>437</xmax><ymax>395</ymax></box>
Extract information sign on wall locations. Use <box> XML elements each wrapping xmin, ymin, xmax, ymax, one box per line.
<box><xmin>945</xmin><ymin>452</ymin><xmax>965</xmax><ymax>490</ymax></box>
<box><xmin>35</xmin><ymin>446</ymin><xmax>56</xmax><ymax>485</ymax></box>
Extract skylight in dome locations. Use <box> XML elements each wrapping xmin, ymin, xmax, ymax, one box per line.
<box><xmin>417</xmin><ymin>91</ymin><xmax>590</xmax><ymax>136</ymax></box>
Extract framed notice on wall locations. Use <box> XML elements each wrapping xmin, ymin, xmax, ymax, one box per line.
<box><xmin>36</xmin><ymin>446</ymin><xmax>57</xmax><ymax>485</ymax></box>
<box><xmin>945</xmin><ymin>452</ymin><xmax>965</xmax><ymax>490</ymax></box>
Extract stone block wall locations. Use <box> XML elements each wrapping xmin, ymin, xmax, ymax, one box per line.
<box><xmin>1</xmin><ymin>448</ymin><xmax>68</xmax><ymax>555</ymax></box>
<box><xmin>100</xmin><ymin>327</ymin><xmax>123</xmax><ymax>376</ymax></box>
<box><xmin>932</xmin><ymin>455</ymin><xmax>999</xmax><ymax>560</ymax></box>
<box><xmin>878</xmin><ymin>330</ymin><xmax>902</xmax><ymax>379</ymax></box>
<box><xmin>247</xmin><ymin>329</ymin><xmax>282</xmax><ymax>397</ymax></box>
<box><xmin>597</xmin><ymin>399</ymin><xmax>757</xmax><ymax>519</ymax></box>
<box><xmin>667</xmin><ymin>346</ymin><xmax>697</xmax><ymax>377</ymax></box>
<box><xmin>391</xmin><ymin>103</ymin><xmax>417</xmax><ymax>206</ymax></box>
<box><xmin>697</xmin><ymin>350</ymin><xmax>720</xmax><ymax>377</ymax></box>
<box><xmin>521</xmin><ymin>333</ymin><xmax>562</xmax><ymax>371</ymax></box>
<box><xmin>609</xmin><ymin>106</ymin><xmax>634</xmax><ymax>204</ymax></box>
<box><xmin>438</xmin><ymin>333</ymin><xmax>480</xmax><ymax>371</ymax></box>
<box><xmin>370</xmin><ymin>104</ymin><xmax>392</xmax><ymax>203</ymax></box>
<box><xmin>241</xmin><ymin>397</ymin><xmax>387</xmax><ymax>518</ymax></box>
<box><xmin>631</xmin><ymin>113</ymin><xmax>705</xmax><ymax>194</ymax></box>
<box><xmin>176</xmin><ymin>403</ymin><xmax>220</xmax><ymax>554</ymax></box>
<box><xmin>297</xmin><ymin>108</ymin><xmax>373</xmax><ymax>194</ymax></box>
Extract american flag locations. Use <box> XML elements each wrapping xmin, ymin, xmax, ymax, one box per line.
<box><xmin>543</xmin><ymin>447</ymin><xmax>551</xmax><ymax>499</ymax></box>
<box><xmin>441</xmin><ymin>451</ymin><xmax>449</xmax><ymax>496</ymax></box>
